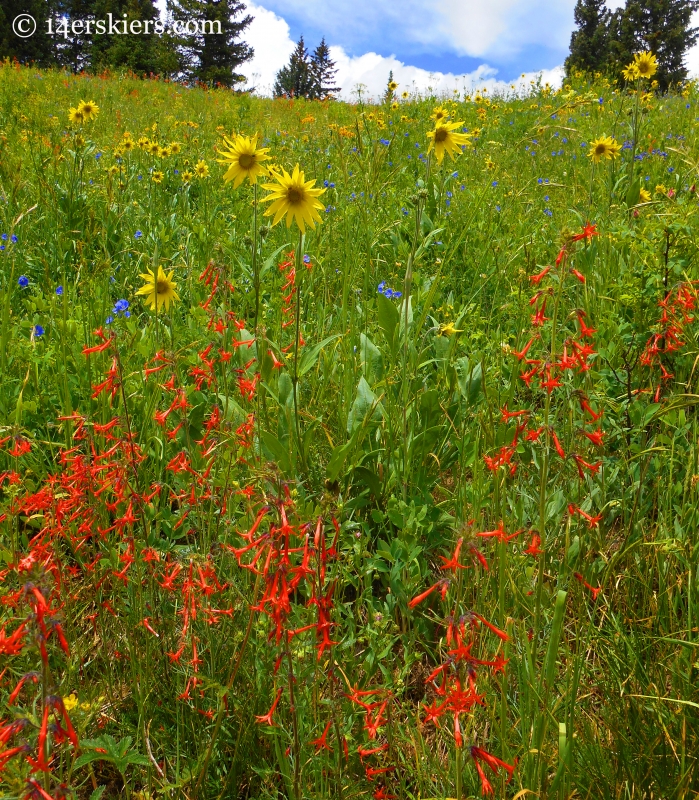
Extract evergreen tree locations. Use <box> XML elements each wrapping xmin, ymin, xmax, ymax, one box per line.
<box><xmin>168</xmin><ymin>0</ymin><xmax>253</xmax><ymax>88</ymax></box>
<box><xmin>90</xmin><ymin>0</ymin><xmax>167</xmax><ymax>76</ymax></box>
<box><xmin>0</xmin><ymin>0</ymin><xmax>60</xmax><ymax>66</ymax></box>
<box><xmin>608</xmin><ymin>0</ymin><xmax>699</xmax><ymax>89</ymax></box>
<box><xmin>564</xmin><ymin>0</ymin><xmax>611</xmax><ymax>77</ymax></box>
<box><xmin>309</xmin><ymin>38</ymin><xmax>339</xmax><ymax>99</ymax></box>
<box><xmin>273</xmin><ymin>36</ymin><xmax>312</xmax><ymax>98</ymax></box>
<box><xmin>49</xmin><ymin>0</ymin><xmax>96</xmax><ymax>71</ymax></box>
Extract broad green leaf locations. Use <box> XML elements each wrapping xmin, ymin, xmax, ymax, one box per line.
<box><xmin>359</xmin><ymin>333</ymin><xmax>383</xmax><ymax>384</ymax></box>
<box><xmin>455</xmin><ymin>357</ymin><xmax>482</xmax><ymax>405</ymax></box>
<box><xmin>377</xmin><ymin>292</ymin><xmax>400</xmax><ymax>352</ymax></box>
<box><xmin>347</xmin><ymin>376</ymin><xmax>383</xmax><ymax>434</ymax></box>
<box><xmin>298</xmin><ymin>334</ymin><xmax>341</xmax><ymax>377</ymax></box>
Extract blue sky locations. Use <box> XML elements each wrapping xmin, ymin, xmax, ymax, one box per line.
<box><xmin>252</xmin><ymin>0</ymin><xmax>576</xmax><ymax>77</ymax></box>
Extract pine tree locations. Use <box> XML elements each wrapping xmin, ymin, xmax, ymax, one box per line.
<box><xmin>53</xmin><ymin>0</ymin><xmax>96</xmax><ymax>71</ymax></box>
<box><xmin>168</xmin><ymin>0</ymin><xmax>253</xmax><ymax>88</ymax></box>
<box><xmin>90</xmin><ymin>0</ymin><xmax>167</xmax><ymax>76</ymax></box>
<box><xmin>564</xmin><ymin>0</ymin><xmax>611</xmax><ymax>77</ymax></box>
<box><xmin>309</xmin><ymin>38</ymin><xmax>339</xmax><ymax>100</ymax></box>
<box><xmin>608</xmin><ymin>0</ymin><xmax>699</xmax><ymax>90</ymax></box>
<box><xmin>0</xmin><ymin>0</ymin><xmax>60</xmax><ymax>66</ymax></box>
<box><xmin>273</xmin><ymin>36</ymin><xmax>312</xmax><ymax>98</ymax></box>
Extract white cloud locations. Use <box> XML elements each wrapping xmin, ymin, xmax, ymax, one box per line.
<box><xmin>329</xmin><ymin>47</ymin><xmax>564</xmax><ymax>100</ymax></box>
<box><xmin>240</xmin><ymin>2</ymin><xmax>296</xmax><ymax>93</ymax></box>
<box><xmin>240</xmin><ymin>1</ymin><xmax>564</xmax><ymax>100</ymax></box>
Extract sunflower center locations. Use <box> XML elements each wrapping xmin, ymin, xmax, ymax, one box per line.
<box><xmin>156</xmin><ymin>280</ymin><xmax>170</xmax><ymax>294</ymax></box>
<box><xmin>238</xmin><ymin>153</ymin><xmax>255</xmax><ymax>169</ymax></box>
<box><xmin>434</xmin><ymin>128</ymin><xmax>448</xmax><ymax>143</ymax></box>
<box><xmin>286</xmin><ymin>187</ymin><xmax>304</xmax><ymax>204</ymax></box>
<box><xmin>595</xmin><ymin>144</ymin><xmax>607</xmax><ymax>155</ymax></box>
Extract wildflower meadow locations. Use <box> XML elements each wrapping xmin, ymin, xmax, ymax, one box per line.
<box><xmin>1</xmin><ymin>53</ymin><xmax>699</xmax><ymax>800</ymax></box>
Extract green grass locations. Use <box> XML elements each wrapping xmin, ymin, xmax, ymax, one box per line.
<box><xmin>0</xmin><ymin>60</ymin><xmax>698</xmax><ymax>800</ymax></box>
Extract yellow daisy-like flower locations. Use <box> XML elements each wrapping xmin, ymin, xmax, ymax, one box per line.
<box><xmin>169</xmin><ymin>142</ymin><xmax>181</xmax><ymax>155</ymax></box>
<box><xmin>148</xmin><ymin>141</ymin><xmax>160</xmax><ymax>156</ymax></box>
<box><xmin>634</xmin><ymin>51</ymin><xmax>658</xmax><ymax>79</ymax></box>
<box><xmin>217</xmin><ymin>134</ymin><xmax>271</xmax><ymax>188</ymax></box>
<box><xmin>77</xmin><ymin>100</ymin><xmax>99</xmax><ymax>122</ymax></box>
<box><xmin>427</xmin><ymin>120</ymin><xmax>471</xmax><ymax>164</ymax></box>
<box><xmin>431</xmin><ymin>105</ymin><xmax>450</xmax><ymax>123</ymax></box>
<box><xmin>587</xmin><ymin>135</ymin><xmax>621</xmax><ymax>163</ymax></box>
<box><xmin>388</xmin><ymin>80</ymin><xmax>398</xmax><ymax>92</ymax></box>
<box><xmin>622</xmin><ymin>62</ymin><xmax>640</xmax><ymax>81</ymax></box>
<box><xmin>261</xmin><ymin>164</ymin><xmax>326</xmax><ymax>234</ymax></box>
<box><xmin>68</xmin><ymin>107</ymin><xmax>84</xmax><ymax>125</ymax></box>
<box><xmin>391</xmin><ymin>102</ymin><xmax>399</xmax><ymax>110</ymax></box>
<box><xmin>638</xmin><ymin>187</ymin><xmax>651</xmax><ymax>203</ymax></box>
<box><xmin>152</xmin><ymin>170</ymin><xmax>164</xmax><ymax>183</ymax></box>
<box><xmin>136</xmin><ymin>265</ymin><xmax>180</xmax><ymax>312</ymax></box>
<box><xmin>158</xmin><ymin>146</ymin><xmax>170</xmax><ymax>158</ymax></box>
<box><xmin>438</xmin><ymin>322</ymin><xmax>463</xmax><ymax>336</ymax></box>
<box><xmin>63</xmin><ymin>694</ymin><xmax>79</xmax><ymax>712</ymax></box>
<box><xmin>121</xmin><ymin>139</ymin><xmax>134</xmax><ymax>152</ymax></box>
<box><xmin>195</xmin><ymin>160</ymin><xmax>209</xmax><ymax>178</ymax></box>
<box><xmin>182</xmin><ymin>169</ymin><xmax>194</xmax><ymax>183</ymax></box>
<box><xmin>401</xmin><ymin>91</ymin><xmax>409</xmax><ymax>99</ymax></box>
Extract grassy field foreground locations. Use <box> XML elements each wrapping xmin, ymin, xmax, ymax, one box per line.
<box><xmin>0</xmin><ymin>58</ymin><xmax>698</xmax><ymax>799</ymax></box>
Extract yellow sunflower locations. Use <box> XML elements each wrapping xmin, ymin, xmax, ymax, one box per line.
<box><xmin>431</xmin><ymin>105</ymin><xmax>450</xmax><ymax>123</ymax></box>
<box><xmin>152</xmin><ymin>170</ymin><xmax>164</xmax><ymax>183</ymax></box>
<box><xmin>261</xmin><ymin>164</ymin><xmax>326</xmax><ymax>233</ymax></box>
<box><xmin>68</xmin><ymin>107</ymin><xmax>84</xmax><ymax>125</ymax></box>
<box><xmin>217</xmin><ymin>134</ymin><xmax>271</xmax><ymax>188</ymax></box>
<box><xmin>587</xmin><ymin>135</ymin><xmax>621</xmax><ymax>163</ymax></box>
<box><xmin>136</xmin><ymin>266</ymin><xmax>180</xmax><ymax>312</ymax></box>
<box><xmin>638</xmin><ymin>187</ymin><xmax>651</xmax><ymax>203</ymax></box>
<box><xmin>427</xmin><ymin>120</ymin><xmax>471</xmax><ymax>164</ymax></box>
<box><xmin>388</xmin><ymin>80</ymin><xmax>398</xmax><ymax>92</ymax></box>
<box><xmin>634</xmin><ymin>51</ymin><xmax>658</xmax><ymax>79</ymax></box>
<box><xmin>77</xmin><ymin>100</ymin><xmax>99</xmax><ymax>122</ymax></box>
<box><xmin>622</xmin><ymin>62</ymin><xmax>640</xmax><ymax>81</ymax></box>
<box><xmin>195</xmin><ymin>160</ymin><xmax>209</xmax><ymax>178</ymax></box>
<box><xmin>169</xmin><ymin>142</ymin><xmax>181</xmax><ymax>155</ymax></box>
<box><xmin>182</xmin><ymin>170</ymin><xmax>194</xmax><ymax>183</ymax></box>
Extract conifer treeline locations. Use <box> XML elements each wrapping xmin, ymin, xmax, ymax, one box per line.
<box><xmin>0</xmin><ymin>0</ymin><xmax>253</xmax><ymax>88</ymax></box>
<box><xmin>273</xmin><ymin>36</ymin><xmax>340</xmax><ymax>100</ymax></box>
<box><xmin>566</xmin><ymin>0</ymin><xmax>699</xmax><ymax>90</ymax></box>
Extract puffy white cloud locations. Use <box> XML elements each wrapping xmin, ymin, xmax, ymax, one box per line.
<box><xmin>329</xmin><ymin>47</ymin><xmax>564</xmax><ymax>100</ymax></box>
<box><xmin>240</xmin><ymin>1</ymin><xmax>564</xmax><ymax>100</ymax></box>
<box><xmin>240</xmin><ymin>2</ymin><xmax>296</xmax><ymax>93</ymax></box>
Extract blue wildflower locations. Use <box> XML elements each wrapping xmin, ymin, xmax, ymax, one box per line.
<box><xmin>135</xmin><ymin>230</ymin><xmax>143</xmax><ymax>239</ymax></box>
<box><xmin>18</xmin><ymin>275</ymin><xmax>29</xmax><ymax>288</ymax></box>
<box><xmin>34</xmin><ymin>325</ymin><xmax>44</xmax><ymax>337</ymax></box>
<box><xmin>10</xmin><ymin>235</ymin><xmax>17</xmax><ymax>243</ymax></box>
<box><xmin>303</xmin><ymin>254</ymin><xmax>311</xmax><ymax>264</ymax></box>
<box><xmin>56</xmin><ymin>286</ymin><xmax>63</xmax><ymax>295</ymax></box>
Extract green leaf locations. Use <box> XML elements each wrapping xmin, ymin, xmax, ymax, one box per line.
<box><xmin>260</xmin><ymin>431</ymin><xmax>291</xmax><ymax>472</ymax></box>
<box><xmin>90</xmin><ymin>788</ymin><xmax>107</xmax><ymax>800</ymax></box>
<box><xmin>359</xmin><ymin>333</ymin><xmax>383</xmax><ymax>384</ymax></box>
<box><xmin>298</xmin><ymin>334</ymin><xmax>341</xmax><ymax>377</ymax></box>
<box><xmin>347</xmin><ymin>376</ymin><xmax>383</xmax><ymax>434</ymax></box>
<box><xmin>377</xmin><ymin>291</ymin><xmax>400</xmax><ymax>352</ymax></box>
<box><xmin>455</xmin><ymin>357</ymin><xmax>482</xmax><ymax>405</ymax></box>
<box><xmin>259</xmin><ymin>243</ymin><xmax>292</xmax><ymax>279</ymax></box>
